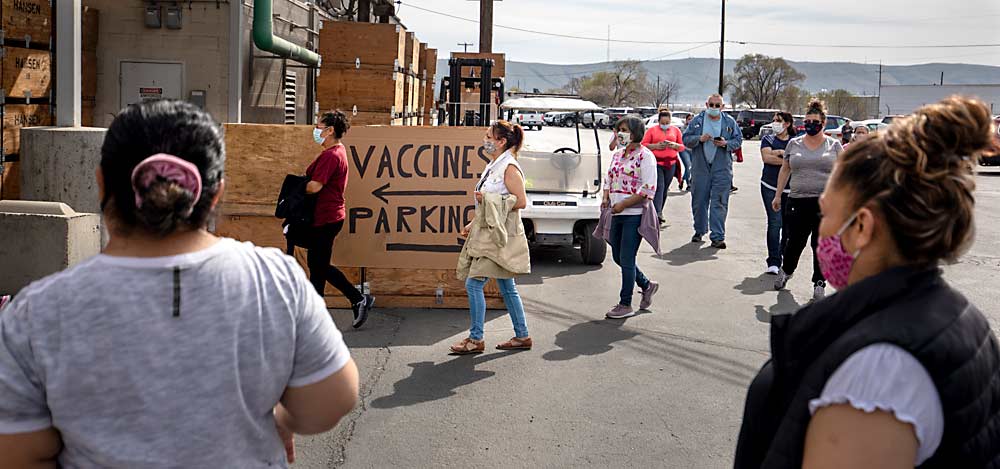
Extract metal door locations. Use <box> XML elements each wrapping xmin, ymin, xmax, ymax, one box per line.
<box><xmin>120</xmin><ymin>61</ymin><xmax>183</xmax><ymax>108</ymax></box>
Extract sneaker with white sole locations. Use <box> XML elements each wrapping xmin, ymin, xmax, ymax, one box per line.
<box><xmin>606</xmin><ymin>304</ymin><xmax>636</xmax><ymax>319</ymax></box>
<box><xmin>352</xmin><ymin>294</ymin><xmax>374</xmax><ymax>329</ymax></box>
<box><xmin>813</xmin><ymin>281</ymin><xmax>826</xmax><ymax>302</ymax></box>
<box><xmin>774</xmin><ymin>270</ymin><xmax>791</xmax><ymax>290</ymax></box>
<box><xmin>640</xmin><ymin>282</ymin><xmax>659</xmax><ymax>310</ymax></box>
<box><xmin>766</xmin><ymin>266</ymin><xmax>780</xmax><ymax>275</ymax></box>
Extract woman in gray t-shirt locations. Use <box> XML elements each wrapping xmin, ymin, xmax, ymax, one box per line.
<box><xmin>0</xmin><ymin>100</ymin><xmax>359</xmax><ymax>468</ymax></box>
<box><xmin>771</xmin><ymin>99</ymin><xmax>844</xmax><ymax>300</ymax></box>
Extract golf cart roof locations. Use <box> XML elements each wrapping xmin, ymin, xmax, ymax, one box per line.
<box><xmin>501</xmin><ymin>97</ymin><xmax>604</xmax><ymax>113</ymax></box>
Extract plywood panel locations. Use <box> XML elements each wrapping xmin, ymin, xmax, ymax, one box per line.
<box><xmin>319</xmin><ymin>21</ymin><xmax>405</xmax><ymax>67</ymax></box>
<box><xmin>82</xmin><ymin>6</ymin><xmax>99</xmax><ymax>52</ymax></box>
<box><xmin>2</xmin><ymin>47</ymin><xmax>50</xmax><ymax>98</ymax></box>
<box><xmin>2</xmin><ymin>0</ymin><xmax>52</xmax><ymax>46</ymax></box>
<box><xmin>0</xmin><ymin>161</ymin><xmax>19</xmax><ymax>199</ymax></box>
<box><xmin>3</xmin><ymin>104</ymin><xmax>51</xmax><ymax>156</ymax></box>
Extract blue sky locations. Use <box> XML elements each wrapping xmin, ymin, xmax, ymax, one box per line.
<box><xmin>394</xmin><ymin>0</ymin><xmax>1000</xmax><ymax>66</ymax></box>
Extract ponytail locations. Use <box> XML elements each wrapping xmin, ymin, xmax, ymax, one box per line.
<box><xmin>490</xmin><ymin>120</ymin><xmax>525</xmax><ymax>156</ymax></box>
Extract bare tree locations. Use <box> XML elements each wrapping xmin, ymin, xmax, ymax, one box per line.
<box><xmin>731</xmin><ymin>54</ymin><xmax>805</xmax><ymax>109</ymax></box>
<box><xmin>649</xmin><ymin>74</ymin><xmax>682</xmax><ymax>109</ymax></box>
<box><xmin>610</xmin><ymin>60</ymin><xmax>649</xmax><ymax>106</ymax></box>
<box><xmin>564</xmin><ymin>76</ymin><xmax>585</xmax><ymax>95</ymax></box>
<box><xmin>778</xmin><ymin>85</ymin><xmax>810</xmax><ymax>113</ymax></box>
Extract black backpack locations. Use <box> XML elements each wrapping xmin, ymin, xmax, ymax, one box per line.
<box><xmin>275</xmin><ymin>174</ymin><xmax>316</xmax><ymax>253</ymax></box>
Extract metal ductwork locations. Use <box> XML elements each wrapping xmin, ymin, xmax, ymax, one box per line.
<box><xmin>252</xmin><ymin>0</ymin><xmax>321</xmax><ymax>66</ymax></box>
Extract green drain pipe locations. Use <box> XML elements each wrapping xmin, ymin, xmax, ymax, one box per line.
<box><xmin>252</xmin><ymin>0</ymin><xmax>321</xmax><ymax>66</ymax></box>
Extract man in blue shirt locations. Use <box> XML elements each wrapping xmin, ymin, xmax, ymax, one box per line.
<box><xmin>682</xmin><ymin>94</ymin><xmax>744</xmax><ymax>249</ymax></box>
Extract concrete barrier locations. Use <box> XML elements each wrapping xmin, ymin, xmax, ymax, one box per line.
<box><xmin>20</xmin><ymin>127</ymin><xmax>107</xmax><ymax>214</ymax></box>
<box><xmin>0</xmin><ymin>201</ymin><xmax>101</xmax><ymax>294</ymax></box>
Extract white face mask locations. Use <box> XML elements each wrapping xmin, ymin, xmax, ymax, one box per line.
<box><xmin>618</xmin><ymin>132</ymin><xmax>631</xmax><ymax>146</ymax></box>
<box><xmin>770</xmin><ymin>122</ymin><xmax>787</xmax><ymax>134</ymax></box>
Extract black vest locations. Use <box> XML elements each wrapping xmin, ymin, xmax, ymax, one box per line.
<box><xmin>735</xmin><ymin>266</ymin><xmax>1000</xmax><ymax>468</ymax></box>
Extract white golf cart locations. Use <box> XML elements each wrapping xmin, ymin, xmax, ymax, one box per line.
<box><xmin>500</xmin><ymin>97</ymin><xmax>607</xmax><ymax>265</ymax></box>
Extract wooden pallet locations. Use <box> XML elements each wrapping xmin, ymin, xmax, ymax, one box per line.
<box><xmin>2</xmin><ymin>0</ymin><xmax>52</xmax><ymax>47</ymax></box>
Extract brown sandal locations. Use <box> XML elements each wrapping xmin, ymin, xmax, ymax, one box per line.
<box><xmin>496</xmin><ymin>337</ymin><xmax>532</xmax><ymax>351</ymax></box>
<box><xmin>450</xmin><ymin>338</ymin><xmax>485</xmax><ymax>355</ymax></box>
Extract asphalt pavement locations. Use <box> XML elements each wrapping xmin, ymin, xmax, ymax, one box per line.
<box><xmin>295</xmin><ymin>126</ymin><xmax>1000</xmax><ymax>468</ymax></box>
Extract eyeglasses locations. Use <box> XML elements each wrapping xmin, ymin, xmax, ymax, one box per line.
<box><xmin>707</xmin><ymin>103</ymin><xmax>723</xmax><ymax>109</ymax></box>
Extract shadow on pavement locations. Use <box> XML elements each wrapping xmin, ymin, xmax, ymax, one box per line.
<box><xmin>655</xmin><ymin>241</ymin><xmax>719</xmax><ymax>266</ymax></box>
<box><xmin>338</xmin><ymin>308</ymin><xmax>508</xmax><ymax>349</ymax></box>
<box><xmin>527</xmin><ymin>298</ymin><xmax>761</xmax><ymax>387</ymax></box>
<box><xmin>370</xmin><ymin>353</ymin><xmax>511</xmax><ymax>409</ymax></box>
<box><xmin>542</xmin><ymin>320</ymin><xmax>641</xmax><ymax>361</ymax></box>
<box><xmin>519</xmin><ymin>246</ymin><xmax>603</xmax><ymax>285</ymax></box>
<box><xmin>754</xmin><ymin>290</ymin><xmax>801</xmax><ymax>323</ymax></box>
<box><xmin>735</xmin><ymin>273</ymin><xmax>775</xmax><ymax>296</ymax></box>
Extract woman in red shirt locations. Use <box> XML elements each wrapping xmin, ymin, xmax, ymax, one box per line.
<box><xmin>641</xmin><ymin>109</ymin><xmax>686</xmax><ymax>227</ymax></box>
<box><xmin>305</xmin><ymin>111</ymin><xmax>374</xmax><ymax>328</ymax></box>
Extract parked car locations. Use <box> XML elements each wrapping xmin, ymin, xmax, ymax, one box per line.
<box><xmin>982</xmin><ymin>117</ymin><xmax>1000</xmax><ymax>166</ymax></box>
<box><xmin>851</xmin><ymin>119</ymin><xmax>889</xmax><ymax>133</ymax></box>
<box><xmin>635</xmin><ymin>107</ymin><xmax>659</xmax><ymax>119</ymax></box>
<box><xmin>822</xmin><ymin>115</ymin><xmax>851</xmax><ymax>139</ymax></box>
<box><xmin>543</xmin><ymin>111</ymin><xmax>566</xmax><ymax>126</ymax></box>
<box><xmin>671</xmin><ymin>111</ymin><xmax>694</xmax><ymax>122</ymax></box>
<box><xmin>513</xmin><ymin>110</ymin><xmax>545</xmax><ymax>130</ymax></box>
<box><xmin>737</xmin><ymin>109</ymin><xmax>782</xmax><ymax>140</ymax></box>
<box><xmin>644</xmin><ymin>115</ymin><xmax>686</xmax><ymax>130</ymax></box>
<box><xmin>581</xmin><ymin>111</ymin><xmax>610</xmax><ymax>129</ymax></box>
<box><xmin>793</xmin><ymin>115</ymin><xmax>805</xmax><ymax>134</ymax></box>
<box><xmin>605</xmin><ymin>107</ymin><xmax>634</xmax><ymax>123</ymax></box>
<box><xmin>882</xmin><ymin>114</ymin><xmax>905</xmax><ymax>125</ymax></box>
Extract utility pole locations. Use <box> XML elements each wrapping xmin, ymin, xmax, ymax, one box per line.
<box><xmin>479</xmin><ymin>0</ymin><xmax>493</xmax><ymax>53</ymax></box>
<box><xmin>607</xmin><ymin>25</ymin><xmax>611</xmax><ymax>63</ymax></box>
<box><xmin>876</xmin><ymin>62</ymin><xmax>883</xmax><ymax>117</ymax></box>
<box><xmin>656</xmin><ymin>75</ymin><xmax>661</xmax><ymax>107</ymax></box>
<box><xmin>458</xmin><ymin>42</ymin><xmax>473</xmax><ymax>53</ymax></box>
<box><xmin>718</xmin><ymin>0</ymin><xmax>726</xmax><ymax>95</ymax></box>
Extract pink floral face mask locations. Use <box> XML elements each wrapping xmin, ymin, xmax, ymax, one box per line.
<box><xmin>816</xmin><ymin>212</ymin><xmax>861</xmax><ymax>290</ymax></box>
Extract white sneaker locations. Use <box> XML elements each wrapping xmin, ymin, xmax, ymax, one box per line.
<box><xmin>766</xmin><ymin>266</ymin><xmax>780</xmax><ymax>275</ymax></box>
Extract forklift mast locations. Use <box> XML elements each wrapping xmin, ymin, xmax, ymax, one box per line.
<box><xmin>440</xmin><ymin>58</ymin><xmax>504</xmax><ymax>127</ymax></box>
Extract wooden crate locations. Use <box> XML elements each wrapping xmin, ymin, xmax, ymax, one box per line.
<box><xmin>317</xmin><ymin>68</ymin><xmax>403</xmax><ymax>115</ymax></box>
<box><xmin>3</xmin><ymin>103</ymin><xmax>50</xmax><ymax>156</ymax></box>
<box><xmin>318</xmin><ymin>21</ymin><xmax>406</xmax><ymax>68</ymax></box>
<box><xmin>0</xmin><ymin>160</ymin><xmax>18</xmax><ymax>199</ymax></box>
<box><xmin>82</xmin><ymin>5</ymin><xmax>99</xmax><ymax>52</ymax></box>
<box><xmin>423</xmin><ymin>48</ymin><xmax>438</xmax><ymax>123</ymax></box>
<box><xmin>81</xmin><ymin>7</ymin><xmax>99</xmax><ymax>127</ymax></box>
<box><xmin>2</xmin><ymin>0</ymin><xmax>52</xmax><ymax>46</ymax></box>
<box><xmin>2</xmin><ymin>47</ymin><xmax>50</xmax><ymax>99</ymax></box>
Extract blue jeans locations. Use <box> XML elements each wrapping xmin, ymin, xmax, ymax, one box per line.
<box><xmin>761</xmin><ymin>185</ymin><xmax>789</xmax><ymax>268</ymax></box>
<box><xmin>466</xmin><ymin>277</ymin><xmax>529</xmax><ymax>340</ymax></box>
<box><xmin>690</xmin><ymin>155</ymin><xmax>733</xmax><ymax>242</ymax></box>
<box><xmin>610</xmin><ymin>215</ymin><xmax>651</xmax><ymax>306</ymax></box>
<box><xmin>678</xmin><ymin>150</ymin><xmax>692</xmax><ymax>184</ymax></box>
<box><xmin>653</xmin><ymin>163</ymin><xmax>676</xmax><ymax>219</ymax></box>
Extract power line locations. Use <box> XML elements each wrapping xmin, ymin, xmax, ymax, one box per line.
<box><xmin>401</xmin><ymin>1</ymin><xmax>1000</xmax><ymax>51</ymax></box>
<box><xmin>506</xmin><ymin>42</ymin><xmax>717</xmax><ymax>78</ymax></box>
<box><xmin>726</xmin><ymin>40</ymin><xmax>1000</xmax><ymax>50</ymax></box>
<box><xmin>399</xmin><ymin>1</ymin><xmax>713</xmax><ymax>45</ymax></box>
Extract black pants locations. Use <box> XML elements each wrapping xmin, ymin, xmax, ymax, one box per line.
<box><xmin>781</xmin><ymin>197</ymin><xmax>825</xmax><ymax>283</ymax></box>
<box><xmin>306</xmin><ymin>221</ymin><xmax>364</xmax><ymax>305</ymax></box>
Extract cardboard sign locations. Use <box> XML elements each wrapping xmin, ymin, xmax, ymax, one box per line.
<box><xmin>222</xmin><ymin>124</ymin><xmax>490</xmax><ymax>270</ymax></box>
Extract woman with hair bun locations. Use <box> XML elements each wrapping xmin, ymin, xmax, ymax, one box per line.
<box><xmin>772</xmin><ymin>99</ymin><xmax>843</xmax><ymax>301</ymax></box>
<box><xmin>0</xmin><ymin>100</ymin><xmax>359</xmax><ymax>467</ymax></box>
<box><xmin>735</xmin><ymin>96</ymin><xmax>1000</xmax><ymax>468</ymax></box>
<box><xmin>452</xmin><ymin>120</ymin><xmax>533</xmax><ymax>354</ymax></box>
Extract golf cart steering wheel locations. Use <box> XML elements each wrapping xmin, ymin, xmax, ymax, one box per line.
<box><xmin>553</xmin><ymin>147</ymin><xmax>579</xmax><ymax>154</ymax></box>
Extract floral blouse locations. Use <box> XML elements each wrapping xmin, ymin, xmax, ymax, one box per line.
<box><xmin>603</xmin><ymin>145</ymin><xmax>657</xmax><ymax>216</ymax></box>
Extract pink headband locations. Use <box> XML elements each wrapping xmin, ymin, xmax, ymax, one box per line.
<box><xmin>131</xmin><ymin>153</ymin><xmax>203</xmax><ymax>214</ymax></box>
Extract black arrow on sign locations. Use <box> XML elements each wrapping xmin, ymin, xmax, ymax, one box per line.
<box><xmin>372</xmin><ymin>183</ymin><xmax>468</xmax><ymax>204</ymax></box>
<box><xmin>386</xmin><ymin>238</ymin><xmax>466</xmax><ymax>253</ymax></box>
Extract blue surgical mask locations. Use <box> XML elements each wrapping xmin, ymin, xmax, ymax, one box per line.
<box><xmin>313</xmin><ymin>128</ymin><xmax>326</xmax><ymax>144</ymax></box>
<box><xmin>706</xmin><ymin>108</ymin><xmax>722</xmax><ymax>118</ymax></box>
<box><xmin>659</xmin><ymin>124</ymin><xmax>669</xmax><ymax>131</ymax></box>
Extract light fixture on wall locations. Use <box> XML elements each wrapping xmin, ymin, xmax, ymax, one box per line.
<box><xmin>165</xmin><ymin>4</ymin><xmax>183</xmax><ymax>29</ymax></box>
<box><xmin>144</xmin><ymin>5</ymin><xmax>162</xmax><ymax>28</ymax></box>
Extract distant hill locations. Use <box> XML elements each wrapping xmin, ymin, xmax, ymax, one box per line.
<box><xmin>435</xmin><ymin>57</ymin><xmax>1000</xmax><ymax>105</ymax></box>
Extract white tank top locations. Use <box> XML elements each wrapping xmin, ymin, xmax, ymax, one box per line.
<box><xmin>475</xmin><ymin>150</ymin><xmax>523</xmax><ymax>197</ymax></box>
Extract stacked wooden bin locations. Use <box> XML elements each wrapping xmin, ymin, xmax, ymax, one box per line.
<box><xmin>422</xmin><ymin>47</ymin><xmax>438</xmax><ymax>125</ymax></box>
<box><xmin>317</xmin><ymin>21</ymin><xmax>436</xmax><ymax>127</ymax></box>
<box><xmin>0</xmin><ymin>0</ymin><xmax>53</xmax><ymax>200</ymax></box>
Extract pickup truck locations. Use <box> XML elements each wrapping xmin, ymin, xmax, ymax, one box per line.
<box><xmin>513</xmin><ymin>111</ymin><xmax>545</xmax><ymax>131</ymax></box>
